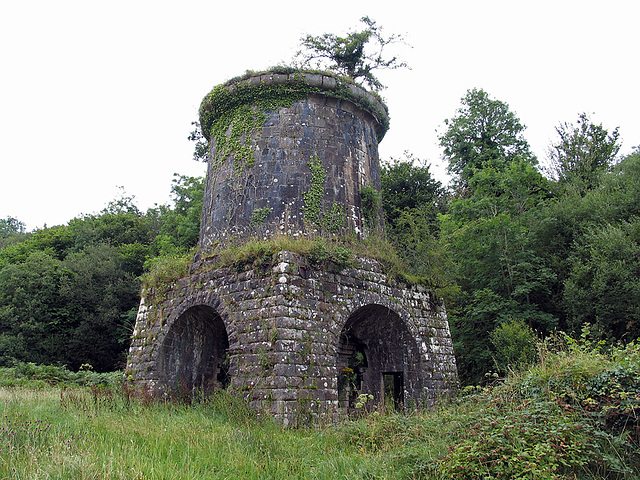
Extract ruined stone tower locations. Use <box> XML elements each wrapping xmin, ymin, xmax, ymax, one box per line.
<box><xmin>126</xmin><ymin>71</ymin><xmax>457</xmax><ymax>424</ymax></box>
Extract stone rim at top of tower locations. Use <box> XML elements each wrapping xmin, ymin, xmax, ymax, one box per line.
<box><xmin>198</xmin><ymin>68</ymin><xmax>390</xmax><ymax>144</ymax></box>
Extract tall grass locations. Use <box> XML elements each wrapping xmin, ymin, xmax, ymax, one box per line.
<box><xmin>2</xmin><ymin>334</ymin><xmax>638</xmax><ymax>479</ymax></box>
<box><xmin>1</xmin><ymin>386</ymin><xmax>391</xmax><ymax>479</ymax></box>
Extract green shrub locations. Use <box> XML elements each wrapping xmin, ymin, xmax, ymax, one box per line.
<box><xmin>359</xmin><ymin>185</ymin><xmax>382</xmax><ymax>230</ymax></box>
<box><xmin>398</xmin><ymin>330</ymin><xmax>640</xmax><ymax>479</ymax></box>
<box><xmin>0</xmin><ymin>362</ymin><xmax>123</xmax><ymax>388</ymax></box>
<box><xmin>490</xmin><ymin>319</ymin><xmax>538</xmax><ymax>373</ymax></box>
<box><xmin>308</xmin><ymin>240</ymin><xmax>353</xmax><ymax>270</ymax></box>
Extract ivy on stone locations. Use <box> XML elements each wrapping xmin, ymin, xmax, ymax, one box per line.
<box><xmin>324</xmin><ymin>202</ymin><xmax>345</xmax><ymax>234</ymax></box>
<box><xmin>250</xmin><ymin>207</ymin><xmax>271</xmax><ymax>228</ymax></box>
<box><xmin>303</xmin><ymin>154</ymin><xmax>326</xmax><ymax>230</ymax></box>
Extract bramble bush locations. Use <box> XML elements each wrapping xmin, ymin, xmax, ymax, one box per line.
<box><xmin>424</xmin><ymin>328</ymin><xmax>639</xmax><ymax>479</ymax></box>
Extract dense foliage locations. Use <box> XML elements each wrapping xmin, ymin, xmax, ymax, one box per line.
<box><xmin>380</xmin><ymin>154</ymin><xmax>454</xmax><ymax>289</ymax></box>
<box><xmin>438</xmin><ymin>88</ymin><xmax>536</xmax><ymax>190</ymax></box>
<box><xmin>547</xmin><ymin>112</ymin><xmax>621</xmax><ymax>192</ymax></box>
<box><xmin>381</xmin><ymin>88</ymin><xmax>636</xmax><ymax>384</ymax></box>
<box><xmin>0</xmin><ymin>175</ymin><xmax>204</xmax><ymax>371</ymax></box>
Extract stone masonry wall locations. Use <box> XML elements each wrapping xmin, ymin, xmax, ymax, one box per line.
<box><xmin>126</xmin><ymin>251</ymin><xmax>458</xmax><ymax>425</ymax></box>
<box><xmin>199</xmin><ymin>74</ymin><xmax>388</xmax><ymax>246</ymax></box>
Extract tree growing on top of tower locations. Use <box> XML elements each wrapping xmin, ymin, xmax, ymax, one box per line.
<box><xmin>295</xmin><ymin>16</ymin><xmax>409</xmax><ymax>90</ymax></box>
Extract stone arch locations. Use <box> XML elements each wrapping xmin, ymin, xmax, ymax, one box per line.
<box><xmin>336</xmin><ymin>303</ymin><xmax>421</xmax><ymax>411</ymax></box>
<box><xmin>158</xmin><ymin>304</ymin><xmax>230</xmax><ymax>396</ymax></box>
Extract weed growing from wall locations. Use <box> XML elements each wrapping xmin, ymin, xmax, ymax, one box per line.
<box><xmin>250</xmin><ymin>207</ymin><xmax>271</xmax><ymax>228</ymax></box>
<box><xmin>141</xmin><ymin>252</ymin><xmax>193</xmax><ymax>293</ymax></box>
<box><xmin>325</xmin><ymin>202</ymin><xmax>345</xmax><ymax>234</ymax></box>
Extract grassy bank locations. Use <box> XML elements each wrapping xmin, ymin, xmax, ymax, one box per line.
<box><xmin>1</xmin><ymin>336</ymin><xmax>638</xmax><ymax>479</ymax></box>
<box><xmin>1</xmin><ymin>387</ymin><xmax>389</xmax><ymax>479</ymax></box>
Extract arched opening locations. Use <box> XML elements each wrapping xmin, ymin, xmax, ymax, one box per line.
<box><xmin>159</xmin><ymin>305</ymin><xmax>229</xmax><ymax>396</ymax></box>
<box><xmin>337</xmin><ymin>304</ymin><xmax>415</xmax><ymax>411</ymax></box>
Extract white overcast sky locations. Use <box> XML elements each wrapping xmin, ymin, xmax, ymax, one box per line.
<box><xmin>1</xmin><ymin>0</ymin><xmax>638</xmax><ymax>230</ymax></box>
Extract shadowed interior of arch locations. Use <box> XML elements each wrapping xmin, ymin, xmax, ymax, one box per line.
<box><xmin>337</xmin><ymin>304</ymin><xmax>416</xmax><ymax>410</ymax></box>
<box><xmin>159</xmin><ymin>305</ymin><xmax>229</xmax><ymax>396</ymax></box>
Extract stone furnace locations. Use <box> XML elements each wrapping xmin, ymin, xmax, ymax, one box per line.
<box><xmin>126</xmin><ymin>71</ymin><xmax>457</xmax><ymax>424</ymax></box>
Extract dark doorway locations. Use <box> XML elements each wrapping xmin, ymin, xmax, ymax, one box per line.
<box><xmin>383</xmin><ymin>372</ymin><xmax>404</xmax><ymax>411</ymax></box>
<box><xmin>159</xmin><ymin>305</ymin><xmax>229</xmax><ymax>396</ymax></box>
<box><xmin>337</xmin><ymin>304</ymin><xmax>414</xmax><ymax>411</ymax></box>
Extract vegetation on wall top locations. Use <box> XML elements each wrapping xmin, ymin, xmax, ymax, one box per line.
<box><xmin>198</xmin><ymin>67</ymin><xmax>390</xmax><ymax>149</ymax></box>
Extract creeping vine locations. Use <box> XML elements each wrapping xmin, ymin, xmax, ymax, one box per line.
<box><xmin>199</xmin><ymin>69</ymin><xmax>390</xmax><ymax>146</ymax></box>
<box><xmin>302</xmin><ymin>155</ymin><xmax>346</xmax><ymax>235</ymax></box>
<box><xmin>250</xmin><ymin>207</ymin><xmax>271</xmax><ymax>228</ymax></box>
<box><xmin>303</xmin><ymin>154</ymin><xmax>326</xmax><ymax>229</ymax></box>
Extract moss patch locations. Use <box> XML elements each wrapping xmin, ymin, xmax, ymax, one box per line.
<box><xmin>199</xmin><ymin>69</ymin><xmax>389</xmax><ymax>145</ymax></box>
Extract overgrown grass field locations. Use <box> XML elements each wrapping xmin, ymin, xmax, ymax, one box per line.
<box><xmin>2</xmin><ymin>388</ymin><xmax>393</xmax><ymax>479</ymax></box>
<box><xmin>1</xmin><ymin>334</ymin><xmax>638</xmax><ymax>479</ymax></box>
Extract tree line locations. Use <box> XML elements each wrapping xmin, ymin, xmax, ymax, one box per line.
<box><xmin>383</xmin><ymin>88</ymin><xmax>639</xmax><ymax>383</ymax></box>
<box><xmin>1</xmin><ymin>88</ymin><xmax>638</xmax><ymax>384</ymax></box>
<box><xmin>0</xmin><ymin>175</ymin><xmax>204</xmax><ymax>371</ymax></box>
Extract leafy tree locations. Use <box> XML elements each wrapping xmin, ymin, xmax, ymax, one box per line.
<box><xmin>102</xmin><ymin>187</ymin><xmax>142</xmax><ymax>216</ymax></box>
<box><xmin>61</xmin><ymin>193</ymin><xmax>153</xmax><ymax>278</ymax></box>
<box><xmin>60</xmin><ymin>244</ymin><xmax>140</xmax><ymax>370</ymax></box>
<box><xmin>449</xmin><ymin>288</ymin><xmax>518</xmax><ymax>381</ymax></box>
<box><xmin>188</xmin><ymin>121</ymin><xmax>209</xmax><ymax>162</ymax></box>
<box><xmin>0</xmin><ymin>244</ymin><xmax>140</xmax><ymax>370</ymax></box>
<box><xmin>0</xmin><ymin>217</ymin><xmax>25</xmax><ymax>238</ymax></box>
<box><xmin>147</xmin><ymin>174</ymin><xmax>204</xmax><ymax>256</ymax></box>
<box><xmin>380</xmin><ymin>154</ymin><xmax>454</xmax><ymax>288</ymax></box>
<box><xmin>534</xmin><ymin>150</ymin><xmax>640</xmax><ymax>335</ymax></box>
<box><xmin>0</xmin><ymin>251</ymin><xmax>70</xmax><ymax>365</ymax></box>
<box><xmin>439</xmin><ymin>88</ymin><xmax>536</xmax><ymax>189</ymax></box>
<box><xmin>440</xmin><ymin>160</ymin><xmax>556</xmax><ymax>383</ymax></box>
<box><xmin>441</xmin><ymin>161</ymin><xmax>553</xmax><ymax>298</ymax></box>
<box><xmin>387</xmin><ymin>206</ymin><xmax>457</xmax><ymax>290</ymax></box>
<box><xmin>380</xmin><ymin>153</ymin><xmax>445</xmax><ymax>227</ymax></box>
<box><xmin>68</xmin><ymin>211</ymin><xmax>150</xmax><ymax>251</ymax></box>
<box><xmin>0</xmin><ymin>217</ymin><xmax>28</xmax><ymax>250</ymax></box>
<box><xmin>563</xmin><ymin>221</ymin><xmax>640</xmax><ymax>341</ymax></box>
<box><xmin>0</xmin><ymin>173</ymin><xmax>206</xmax><ymax>371</ymax></box>
<box><xmin>597</xmin><ymin>148</ymin><xmax>640</xmax><ymax>221</ymax></box>
<box><xmin>296</xmin><ymin>16</ymin><xmax>408</xmax><ymax>90</ymax></box>
<box><xmin>0</xmin><ymin>225</ymin><xmax>74</xmax><ymax>266</ymax></box>
<box><xmin>547</xmin><ymin>113</ymin><xmax>621</xmax><ymax>192</ymax></box>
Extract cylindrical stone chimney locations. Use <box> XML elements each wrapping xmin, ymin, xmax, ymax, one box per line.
<box><xmin>197</xmin><ymin>71</ymin><xmax>389</xmax><ymax>247</ymax></box>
